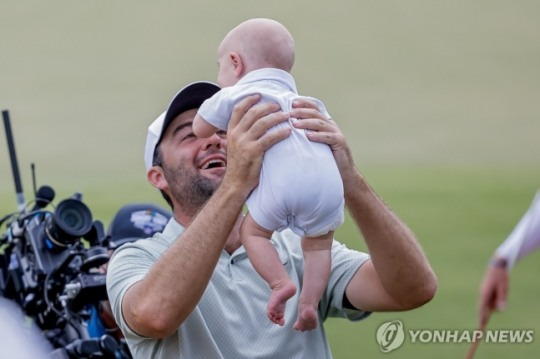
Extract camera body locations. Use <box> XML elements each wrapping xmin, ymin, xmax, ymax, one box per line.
<box><xmin>0</xmin><ymin>194</ymin><xmax>115</xmax><ymax>356</ymax></box>
<box><xmin>2</xmin><ymin>111</ymin><xmax>129</xmax><ymax>358</ymax></box>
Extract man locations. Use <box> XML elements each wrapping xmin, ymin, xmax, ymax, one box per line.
<box><xmin>106</xmin><ymin>81</ymin><xmax>437</xmax><ymax>358</ymax></box>
<box><xmin>88</xmin><ymin>203</ymin><xmax>172</xmax><ymax>343</ymax></box>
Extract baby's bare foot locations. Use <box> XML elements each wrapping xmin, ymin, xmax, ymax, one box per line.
<box><xmin>267</xmin><ymin>281</ymin><xmax>296</xmax><ymax>326</ymax></box>
<box><xmin>293</xmin><ymin>304</ymin><xmax>318</xmax><ymax>331</ymax></box>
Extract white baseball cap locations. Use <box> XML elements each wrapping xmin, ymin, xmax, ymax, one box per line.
<box><xmin>144</xmin><ymin>81</ymin><xmax>220</xmax><ymax>171</ymax></box>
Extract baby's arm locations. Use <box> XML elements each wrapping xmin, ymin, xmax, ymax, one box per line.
<box><xmin>193</xmin><ymin>113</ymin><xmax>219</xmax><ymax>138</ymax></box>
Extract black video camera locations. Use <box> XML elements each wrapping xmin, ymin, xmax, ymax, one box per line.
<box><xmin>1</xmin><ymin>110</ymin><xmax>126</xmax><ymax>358</ymax></box>
<box><xmin>1</xmin><ymin>189</ymin><xmax>109</xmax><ymax>320</ymax></box>
<box><xmin>0</xmin><ymin>188</ymin><xmax>118</xmax><ymax>357</ymax></box>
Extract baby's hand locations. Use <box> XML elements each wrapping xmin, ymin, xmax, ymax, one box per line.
<box><xmin>193</xmin><ymin>113</ymin><xmax>218</xmax><ymax>138</ymax></box>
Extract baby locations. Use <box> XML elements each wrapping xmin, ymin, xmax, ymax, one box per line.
<box><xmin>193</xmin><ymin>18</ymin><xmax>344</xmax><ymax>332</ymax></box>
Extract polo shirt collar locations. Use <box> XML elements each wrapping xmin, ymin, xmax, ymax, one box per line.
<box><xmin>237</xmin><ymin>68</ymin><xmax>298</xmax><ymax>94</ymax></box>
<box><xmin>161</xmin><ymin>218</ymin><xmax>249</xmax><ymax>260</ymax></box>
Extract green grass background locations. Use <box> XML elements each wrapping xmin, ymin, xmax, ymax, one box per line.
<box><xmin>1</xmin><ymin>1</ymin><xmax>539</xmax><ymax>358</ymax></box>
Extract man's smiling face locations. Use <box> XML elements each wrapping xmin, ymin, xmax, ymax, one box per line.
<box><xmin>158</xmin><ymin>108</ymin><xmax>227</xmax><ymax>215</ymax></box>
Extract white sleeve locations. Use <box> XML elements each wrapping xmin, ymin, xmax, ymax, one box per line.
<box><xmin>197</xmin><ymin>90</ymin><xmax>235</xmax><ymax>131</ymax></box>
<box><xmin>495</xmin><ymin>190</ymin><xmax>540</xmax><ymax>269</ymax></box>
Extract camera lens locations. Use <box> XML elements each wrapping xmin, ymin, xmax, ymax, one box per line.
<box><xmin>46</xmin><ymin>199</ymin><xmax>93</xmax><ymax>247</ymax></box>
<box><xmin>59</xmin><ymin>208</ymin><xmax>85</xmax><ymax>232</ymax></box>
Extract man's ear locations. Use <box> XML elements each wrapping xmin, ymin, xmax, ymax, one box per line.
<box><xmin>230</xmin><ymin>52</ymin><xmax>244</xmax><ymax>77</ymax></box>
<box><xmin>147</xmin><ymin>166</ymin><xmax>168</xmax><ymax>192</ymax></box>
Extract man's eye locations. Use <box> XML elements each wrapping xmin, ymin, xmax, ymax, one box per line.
<box><xmin>181</xmin><ymin>133</ymin><xmax>196</xmax><ymax>141</ymax></box>
<box><xmin>216</xmin><ymin>130</ymin><xmax>227</xmax><ymax>137</ymax></box>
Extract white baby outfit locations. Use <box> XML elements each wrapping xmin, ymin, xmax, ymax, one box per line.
<box><xmin>197</xmin><ymin>68</ymin><xmax>344</xmax><ymax>237</ymax></box>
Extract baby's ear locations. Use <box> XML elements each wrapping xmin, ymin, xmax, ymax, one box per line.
<box><xmin>230</xmin><ymin>52</ymin><xmax>244</xmax><ymax>77</ymax></box>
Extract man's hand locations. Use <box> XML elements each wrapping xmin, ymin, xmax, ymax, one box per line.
<box><xmin>290</xmin><ymin>99</ymin><xmax>356</xmax><ymax>187</ymax></box>
<box><xmin>478</xmin><ymin>258</ymin><xmax>509</xmax><ymax>327</ymax></box>
<box><xmin>290</xmin><ymin>99</ymin><xmax>345</xmax><ymax>151</ymax></box>
<box><xmin>292</xmin><ymin>98</ymin><xmax>436</xmax><ymax>311</ymax></box>
<box><xmin>224</xmin><ymin>94</ymin><xmax>291</xmax><ymax>197</ymax></box>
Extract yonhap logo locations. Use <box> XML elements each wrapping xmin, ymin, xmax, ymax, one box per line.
<box><xmin>375</xmin><ymin>319</ymin><xmax>534</xmax><ymax>353</ymax></box>
<box><xmin>376</xmin><ymin>320</ymin><xmax>405</xmax><ymax>352</ymax></box>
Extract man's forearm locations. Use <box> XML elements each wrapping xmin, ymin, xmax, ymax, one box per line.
<box><xmin>124</xmin><ymin>181</ymin><xmax>246</xmax><ymax>337</ymax></box>
<box><xmin>345</xmin><ymin>169</ymin><xmax>436</xmax><ymax>309</ymax></box>
<box><xmin>287</xmin><ymin>108</ymin><xmax>436</xmax><ymax>309</ymax></box>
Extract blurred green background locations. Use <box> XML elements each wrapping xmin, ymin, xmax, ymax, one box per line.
<box><xmin>1</xmin><ymin>1</ymin><xmax>538</xmax><ymax>358</ymax></box>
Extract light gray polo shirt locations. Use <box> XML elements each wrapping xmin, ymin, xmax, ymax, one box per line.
<box><xmin>107</xmin><ymin>218</ymin><xmax>371</xmax><ymax>358</ymax></box>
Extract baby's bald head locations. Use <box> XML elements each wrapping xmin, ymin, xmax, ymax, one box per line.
<box><xmin>217</xmin><ymin>18</ymin><xmax>295</xmax><ymax>85</ymax></box>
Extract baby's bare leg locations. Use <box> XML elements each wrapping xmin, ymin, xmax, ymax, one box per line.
<box><xmin>293</xmin><ymin>231</ymin><xmax>333</xmax><ymax>331</ymax></box>
<box><xmin>241</xmin><ymin>213</ymin><xmax>296</xmax><ymax>326</ymax></box>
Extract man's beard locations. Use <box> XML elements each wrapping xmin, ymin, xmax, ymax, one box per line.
<box><xmin>162</xmin><ymin>159</ymin><xmax>221</xmax><ymax>217</ymax></box>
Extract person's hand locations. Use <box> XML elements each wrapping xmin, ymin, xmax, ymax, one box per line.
<box><xmin>224</xmin><ymin>94</ymin><xmax>291</xmax><ymax>197</ymax></box>
<box><xmin>98</xmin><ymin>300</ymin><xmax>124</xmax><ymax>340</ymax></box>
<box><xmin>290</xmin><ymin>99</ymin><xmax>356</xmax><ymax>183</ymax></box>
<box><xmin>477</xmin><ymin>257</ymin><xmax>509</xmax><ymax>328</ymax></box>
